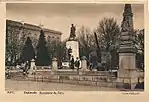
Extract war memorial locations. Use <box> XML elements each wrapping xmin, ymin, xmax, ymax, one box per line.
<box><xmin>5</xmin><ymin>4</ymin><xmax>144</xmax><ymax>91</ymax></box>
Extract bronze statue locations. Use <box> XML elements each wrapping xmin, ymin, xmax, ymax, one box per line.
<box><xmin>69</xmin><ymin>24</ymin><xmax>76</xmax><ymax>40</ymax></box>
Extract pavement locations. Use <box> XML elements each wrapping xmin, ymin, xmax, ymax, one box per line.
<box><xmin>5</xmin><ymin>79</ymin><xmax>119</xmax><ymax>91</ymax></box>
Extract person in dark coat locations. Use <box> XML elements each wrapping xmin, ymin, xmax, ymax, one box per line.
<box><xmin>75</xmin><ymin>57</ymin><xmax>80</xmax><ymax>71</ymax></box>
<box><xmin>24</xmin><ymin>61</ymin><xmax>30</xmax><ymax>74</ymax></box>
<box><xmin>70</xmin><ymin>56</ymin><xmax>74</xmax><ymax>70</ymax></box>
<box><xmin>135</xmin><ymin>78</ymin><xmax>144</xmax><ymax>89</ymax></box>
<box><xmin>135</xmin><ymin>82</ymin><xmax>144</xmax><ymax>89</ymax></box>
<box><xmin>89</xmin><ymin>56</ymin><xmax>97</xmax><ymax>71</ymax></box>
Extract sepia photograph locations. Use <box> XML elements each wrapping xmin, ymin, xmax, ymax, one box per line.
<box><xmin>5</xmin><ymin>3</ymin><xmax>144</xmax><ymax>91</ymax></box>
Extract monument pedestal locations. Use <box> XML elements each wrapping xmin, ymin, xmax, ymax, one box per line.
<box><xmin>66</xmin><ymin>40</ymin><xmax>79</xmax><ymax>61</ymax></box>
<box><xmin>117</xmin><ymin>53</ymin><xmax>139</xmax><ymax>89</ymax></box>
<box><xmin>80</xmin><ymin>56</ymin><xmax>89</xmax><ymax>72</ymax></box>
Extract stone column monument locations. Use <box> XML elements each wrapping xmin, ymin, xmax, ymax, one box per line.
<box><xmin>118</xmin><ymin>4</ymin><xmax>138</xmax><ymax>89</ymax></box>
<box><xmin>66</xmin><ymin>24</ymin><xmax>79</xmax><ymax>61</ymax></box>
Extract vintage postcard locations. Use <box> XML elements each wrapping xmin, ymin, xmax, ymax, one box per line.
<box><xmin>5</xmin><ymin>3</ymin><xmax>145</xmax><ymax>91</ymax></box>
<box><xmin>0</xmin><ymin>1</ymin><xmax>148</xmax><ymax>102</ymax></box>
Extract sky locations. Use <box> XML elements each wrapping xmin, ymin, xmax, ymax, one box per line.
<box><xmin>6</xmin><ymin>3</ymin><xmax>144</xmax><ymax>41</ymax></box>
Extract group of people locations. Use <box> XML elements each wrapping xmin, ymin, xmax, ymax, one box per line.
<box><xmin>5</xmin><ymin>60</ymin><xmax>32</xmax><ymax>79</ymax></box>
<box><xmin>70</xmin><ymin>56</ymin><xmax>80</xmax><ymax>71</ymax></box>
<box><xmin>69</xmin><ymin>55</ymin><xmax>102</xmax><ymax>71</ymax></box>
<box><xmin>16</xmin><ymin>60</ymin><xmax>31</xmax><ymax>76</ymax></box>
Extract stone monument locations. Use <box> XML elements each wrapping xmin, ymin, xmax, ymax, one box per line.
<box><xmin>81</xmin><ymin>56</ymin><xmax>89</xmax><ymax>71</ymax></box>
<box><xmin>66</xmin><ymin>24</ymin><xmax>79</xmax><ymax>61</ymax></box>
<box><xmin>52</xmin><ymin>57</ymin><xmax>58</xmax><ymax>71</ymax></box>
<box><xmin>118</xmin><ymin>4</ymin><xmax>139</xmax><ymax>89</ymax></box>
<box><xmin>28</xmin><ymin>59</ymin><xmax>36</xmax><ymax>75</ymax></box>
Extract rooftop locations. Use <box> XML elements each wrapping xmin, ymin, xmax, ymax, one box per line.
<box><xmin>6</xmin><ymin>19</ymin><xmax>22</xmax><ymax>27</ymax></box>
<box><xmin>43</xmin><ymin>28</ymin><xmax>62</xmax><ymax>35</ymax></box>
<box><xmin>23</xmin><ymin>23</ymin><xmax>41</xmax><ymax>31</ymax></box>
<box><xmin>6</xmin><ymin>19</ymin><xmax>62</xmax><ymax>34</ymax></box>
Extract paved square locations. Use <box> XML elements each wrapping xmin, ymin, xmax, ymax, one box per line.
<box><xmin>5</xmin><ymin>80</ymin><xmax>118</xmax><ymax>91</ymax></box>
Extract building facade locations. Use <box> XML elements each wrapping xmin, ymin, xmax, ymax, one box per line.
<box><xmin>6</xmin><ymin>19</ymin><xmax>62</xmax><ymax>64</ymax></box>
<box><xmin>6</xmin><ymin>19</ymin><xmax>62</xmax><ymax>47</ymax></box>
<box><xmin>6</xmin><ymin>19</ymin><xmax>62</xmax><ymax>41</ymax></box>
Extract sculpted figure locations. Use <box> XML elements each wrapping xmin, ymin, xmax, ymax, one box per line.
<box><xmin>69</xmin><ymin>24</ymin><xmax>76</xmax><ymax>39</ymax></box>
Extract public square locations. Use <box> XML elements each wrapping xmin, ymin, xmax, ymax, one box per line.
<box><xmin>5</xmin><ymin>80</ymin><xmax>118</xmax><ymax>91</ymax></box>
<box><xmin>5</xmin><ymin>3</ymin><xmax>144</xmax><ymax>91</ymax></box>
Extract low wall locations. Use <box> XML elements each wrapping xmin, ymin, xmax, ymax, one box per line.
<box><xmin>7</xmin><ymin>70</ymin><xmax>121</xmax><ymax>88</ymax></box>
<box><xmin>6</xmin><ymin>68</ymin><xmax>144</xmax><ymax>90</ymax></box>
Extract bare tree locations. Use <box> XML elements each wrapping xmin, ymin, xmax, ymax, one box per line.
<box><xmin>135</xmin><ymin>29</ymin><xmax>144</xmax><ymax>53</ymax></box>
<box><xmin>77</xmin><ymin>25</ymin><xmax>96</xmax><ymax>58</ymax></box>
<box><xmin>6</xmin><ymin>23</ymin><xmax>21</xmax><ymax>65</ymax></box>
<box><xmin>94</xmin><ymin>18</ymin><xmax>120</xmax><ymax>68</ymax></box>
<box><xmin>47</xmin><ymin>39</ymin><xmax>66</xmax><ymax>66</ymax></box>
<box><xmin>96</xmin><ymin>17</ymin><xmax>120</xmax><ymax>51</ymax></box>
<box><xmin>6</xmin><ymin>21</ymin><xmax>28</xmax><ymax>66</ymax></box>
<box><xmin>135</xmin><ymin>29</ymin><xmax>144</xmax><ymax>69</ymax></box>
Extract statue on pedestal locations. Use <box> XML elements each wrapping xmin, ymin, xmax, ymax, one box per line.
<box><xmin>69</xmin><ymin>24</ymin><xmax>76</xmax><ymax>40</ymax></box>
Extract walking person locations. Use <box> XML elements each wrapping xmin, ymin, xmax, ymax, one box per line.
<box><xmin>25</xmin><ymin>61</ymin><xmax>29</xmax><ymax>74</ymax></box>
<box><xmin>21</xmin><ymin>62</ymin><xmax>25</xmax><ymax>70</ymax></box>
<box><xmin>89</xmin><ymin>56</ymin><xmax>96</xmax><ymax>71</ymax></box>
<box><xmin>89</xmin><ymin>63</ymin><xmax>93</xmax><ymax>71</ymax></box>
<box><xmin>135</xmin><ymin>77</ymin><xmax>144</xmax><ymax>89</ymax></box>
<box><xmin>5</xmin><ymin>68</ymin><xmax>10</xmax><ymax>79</ymax></box>
<box><xmin>75</xmin><ymin>57</ymin><xmax>80</xmax><ymax>71</ymax></box>
<box><xmin>23</xmin><ymin>61</ymin><xmax>27</xmax><ymax>76</ymax></box>
<box><xmin>70</xmin><ymin>56</ymin><xmax>74</xmax><ymax>70</ymax></box>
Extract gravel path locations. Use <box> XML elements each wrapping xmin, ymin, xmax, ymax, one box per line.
<box><xmin>5</xmin><ymin>79</ymin><xmax>119</xmax><ymax>91</ymax></box>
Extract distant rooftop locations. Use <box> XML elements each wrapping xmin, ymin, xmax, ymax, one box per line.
<box><xmin>6</xmin><ymin>19</ymin><xmax>22</xmax><ymax>27</ymax></box>
<box><xmin>24</xmin><ymin>23</ymin><xmax>41</xmax><ymax>31</ymax></box>
<box><xmin>43</xmin><ymin>28</ymin><xmax>62</xmax><ymax>35</ymax></box>
<box><xmin>6</xmin><ymin>19</ymin><xmax>62</xmax><ymax>35</ymax></box>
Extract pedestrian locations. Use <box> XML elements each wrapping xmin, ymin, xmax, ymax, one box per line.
<box><xmin>135</xmin><ymin>77</ymin><xmax>144</xmax><ymax>89</ymax></box>
<box><xmin>89</xmin><ymin>63</ymin><xmax>93</xmax><ymax>71</ymax></box>
<box><xmin>6</xmin><ymin>68</ymin><xmax>10</xmax><ymax>79</ymax></box>
<box><xmin>75</xmin><ymin>57</ymin><xmax>80</xmax><ymax>71</ymax></box>
<box><xmin>89</xmin><ymin>56</ymin><xmax>96</xmax><ymax>71</ymax></box>
<box><xmin>16</xmin><ymin>63</ymin><xmax>20</xmax><ymax>71</ymax></box>
<box><xmin>70</xmin><ymin>56</ymin><xmax>74</xmax><ymax>70</ymax></box>
<box><xmin>25</xmin><ymin>61</ymin><xmax>29</xmax><ymax>74</ymax></box>
<box><xmin>21</xmin><ymin>62</ymin><xmax>25</xmax><ymax>70</ymax></box>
